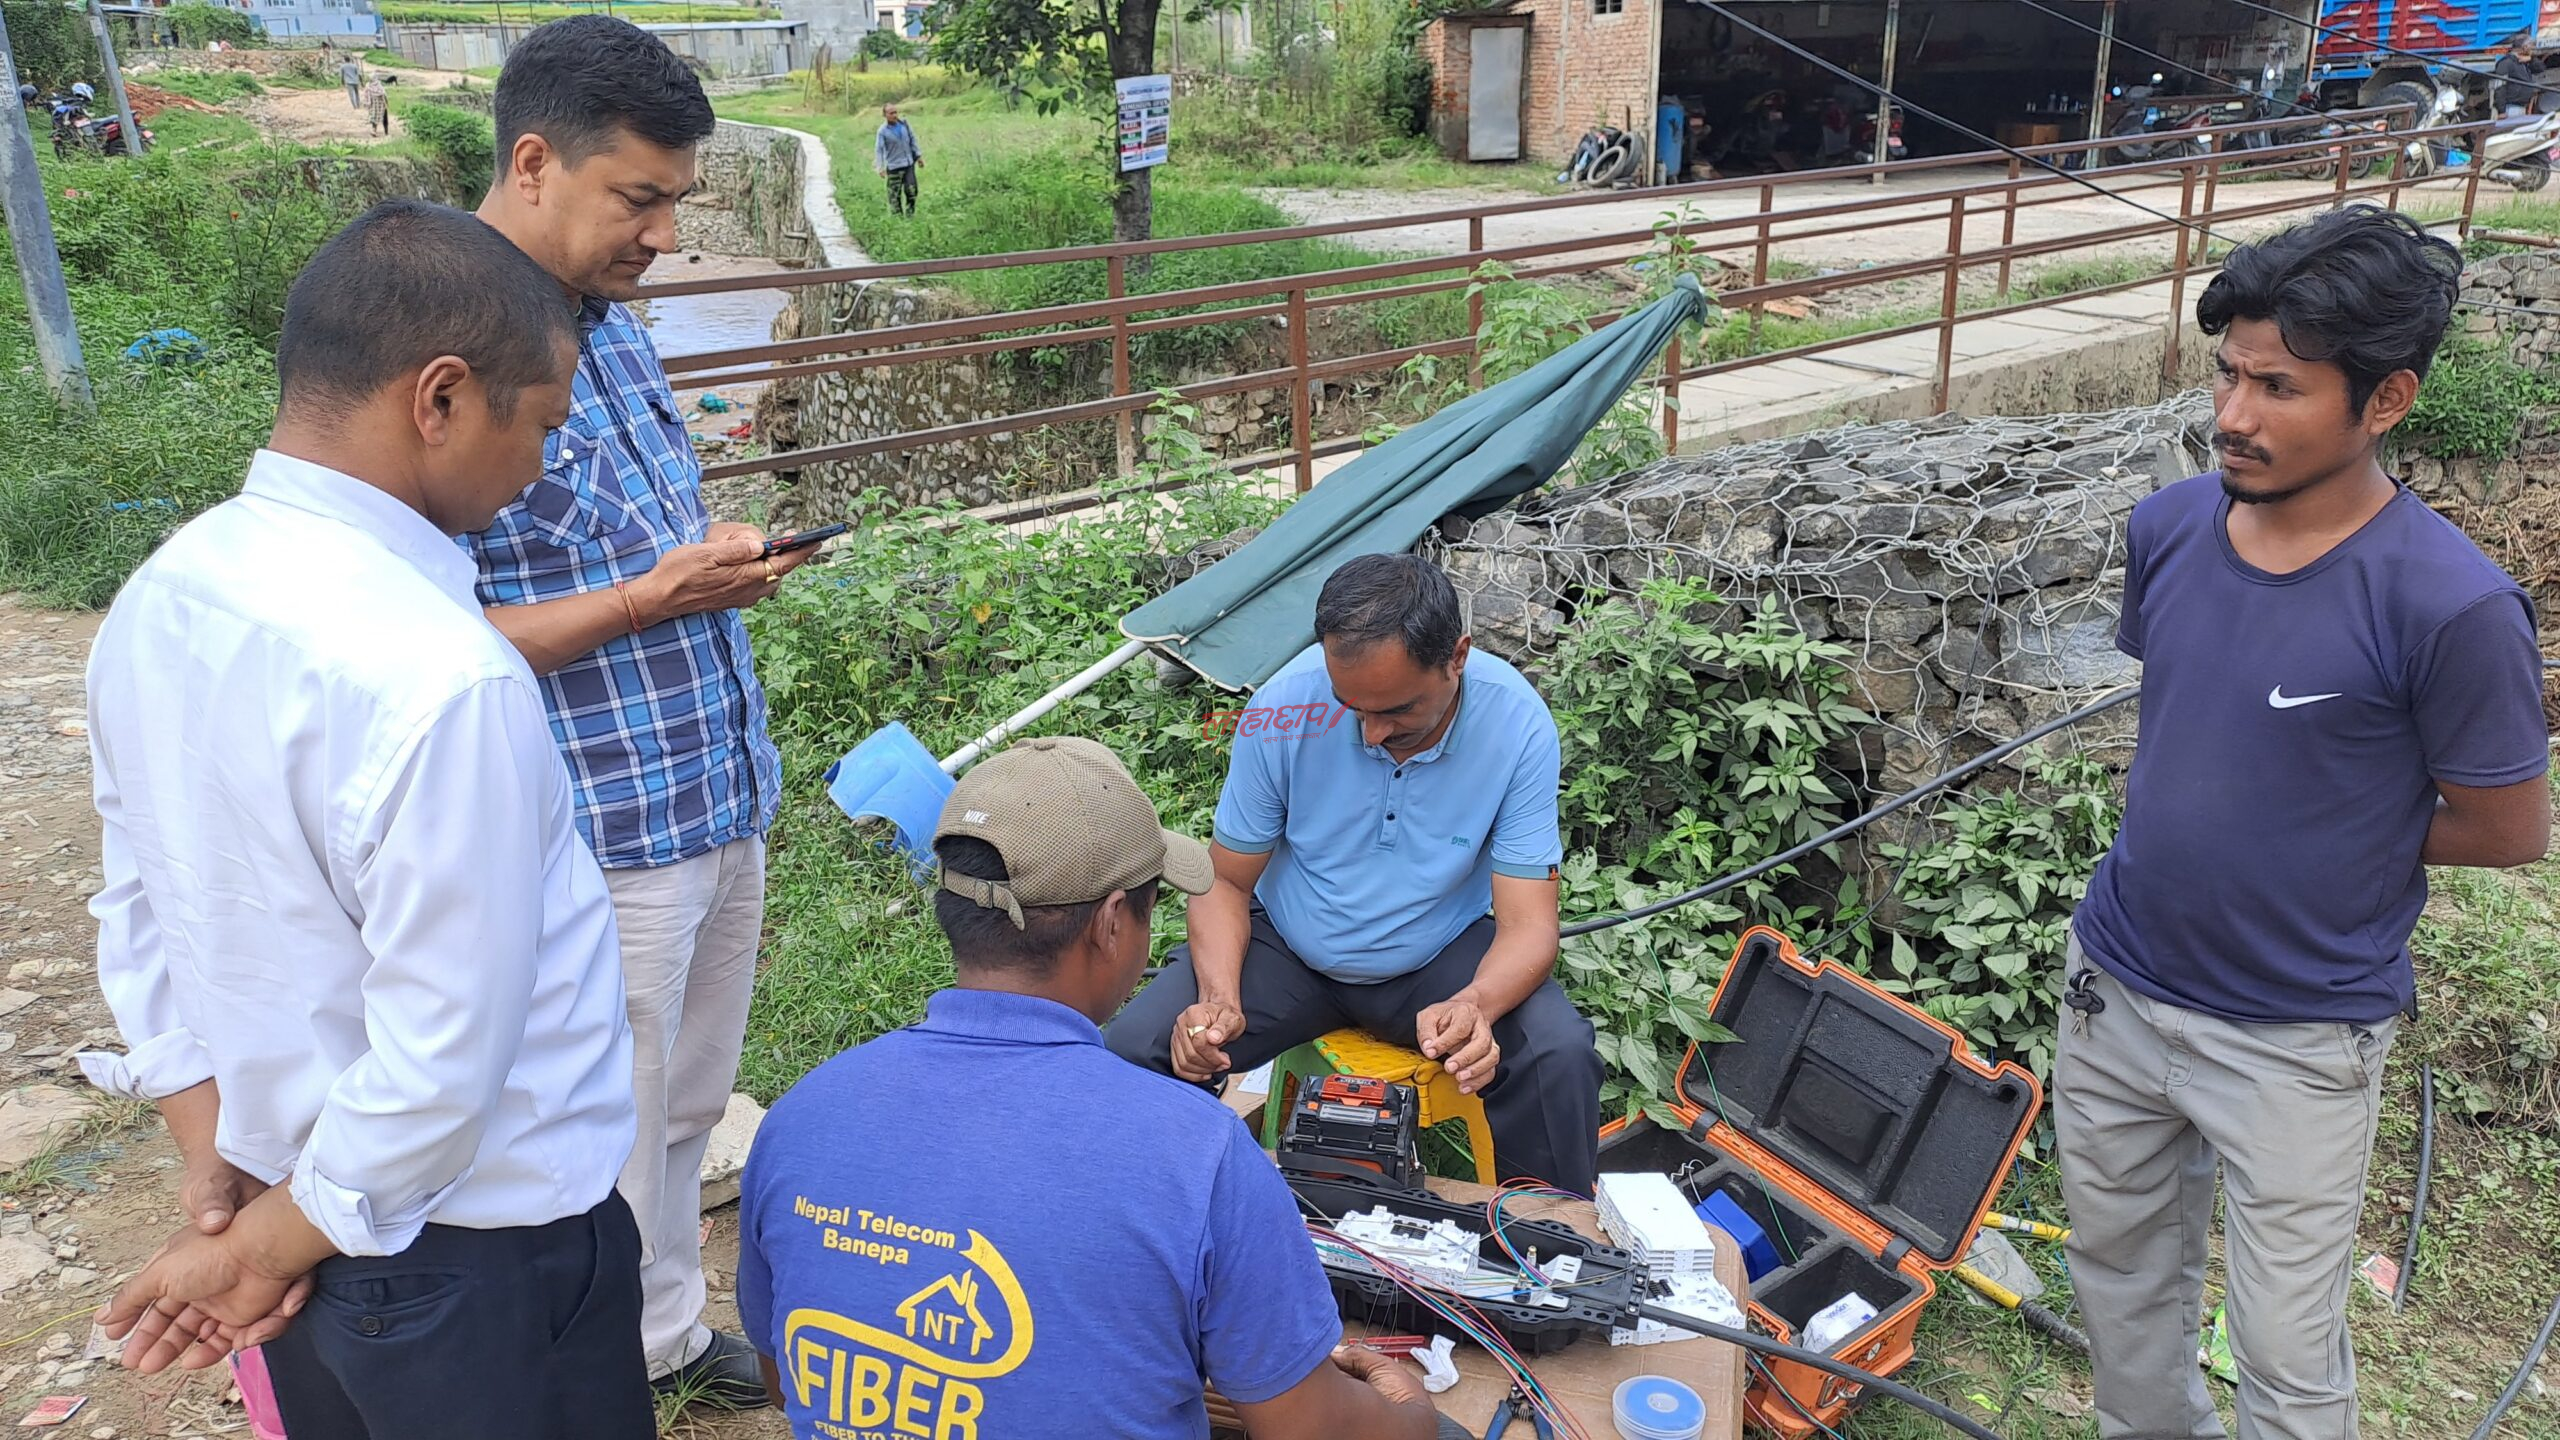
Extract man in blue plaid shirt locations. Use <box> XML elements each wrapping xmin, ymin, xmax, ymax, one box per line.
<box><xmin>467</xmin><ymin>17</ymin><xmax>812</xmax><ymax>1410</ymax></box>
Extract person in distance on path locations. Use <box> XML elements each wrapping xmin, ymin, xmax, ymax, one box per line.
<box><xmin>2059</xmin><ymin>204</ymin><xmax>2551</xmax><ymax>1440</ymax></box>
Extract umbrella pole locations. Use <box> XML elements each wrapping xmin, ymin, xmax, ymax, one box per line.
<box><xmin>941</xmin><ymin>639</ymin><xmax>1152</xmax><ymax>774</ymax></box>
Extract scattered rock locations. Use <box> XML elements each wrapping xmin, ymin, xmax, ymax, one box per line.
<box><xmin>697</xmin><ymin>1092</ymin><xmax>766</xmax><ymax>1211</ymax></box>
<box><xmin>0</xmin><ymin>1234</ymin><xmax>54</xmax><ymax>1294</ymax></box>
<box><xmin>0</xmin><ymin>1085</ymin><xmax>95</xmax><ymax>1170</ymax></box>
<box><xmin>56</xmin><ymin>1265</ymin><xmax>98</xmax><ymax>1289</ymax></box>
<box><xmin>0</xmin><ymin>989</ymin><xmax>38</xmax><ymax>1019</ymax></box>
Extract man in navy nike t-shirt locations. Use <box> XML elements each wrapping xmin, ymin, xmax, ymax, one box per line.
<box><xmin>2061</xmin><ymin>207</ymin><xmax>2549</xmax><ymax>1440</ymax></box>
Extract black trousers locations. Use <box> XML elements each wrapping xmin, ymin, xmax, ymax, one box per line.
<box><xmin>885</xmin><ymin>164</ymin><xmax>918</xmax><ymax>214</ymax></box>
<box><xmin>1104</xmin><ymin>911</ymin><xmax>1604</xmax><ymax>1192</ymax></box>
<box><xmin>263</xmin><ymin>1194</ymin><xmax>653</xmax><ymax>1440</ymax></box>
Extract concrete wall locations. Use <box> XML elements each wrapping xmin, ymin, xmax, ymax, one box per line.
<box><xmin>775</xmin><ymin>0</ymin><xmax>874</xmax><ymax>60</ymax></box>
<box><xmin>382</xmin><ymin>19</ymin><xmax>805</xmax><ymax>75</ymax></box>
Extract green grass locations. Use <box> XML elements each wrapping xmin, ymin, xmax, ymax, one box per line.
<box><xmin>714</xmin><ymin>85</ymin><xmax>1471</xmax><ymax>375</ymax></box>
<box><xmin>135</xmin><ymin>67</ymin><xmax>265</xmax><ymax>104</ymax></box>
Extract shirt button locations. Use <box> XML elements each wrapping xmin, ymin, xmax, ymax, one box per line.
<box><xmin>1387</xmin><ymin>812</ymin><xmax>1397</xmax><ymax>820</ymax></box>
<box><xmin>358</xmin><ymin>1316</ymin><xmax>384</xmax><ymax>1337</ymax></box>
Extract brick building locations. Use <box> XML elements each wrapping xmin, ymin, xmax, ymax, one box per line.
<box><xmin>1422</xmin><ymin>0</ymin><xmax>1658</xmax><ymax>166</ymax></box>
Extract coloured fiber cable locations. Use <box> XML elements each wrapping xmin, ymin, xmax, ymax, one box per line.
<box><xmin>1486</xmin><ymin>1183</ymin><xmax>1581</xmax><ymax>1282</ymax></box>
<box><xmin>1630</xmin><ymin>1303</ymin><xmax>2011</xmax><ymax>1440</ymax></box>
<box><xmin>2469</xmin><ymin>1290</ymin><xmax>2560</xmax><ymax>1440</ymax></box>
<box><xmin>2393</xmin><ymin>1062</ymin><xmax>2434</xmax><ymax>1315</ymax></box>
<box><xmin>1307</xmin><ymin>1225</ymin><xmax>1589</xmax><ymax>1440</ymax></box>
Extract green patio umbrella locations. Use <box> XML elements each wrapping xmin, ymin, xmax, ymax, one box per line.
<box><xmin>827</xmin><ymin>274</ymin><xmax>1712</xmax><ymax>861</ymax></box>
<box><xmin>1123</xmin><ymin>273</ymin><xmax>1713</xmax><ymax>691</ymax></box>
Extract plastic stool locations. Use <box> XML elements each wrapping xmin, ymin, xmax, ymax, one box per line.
<box><xmin>1259</xmin><ymin>1028</ymin><xmax>1497</xmax><ymax>1185</ymax></box>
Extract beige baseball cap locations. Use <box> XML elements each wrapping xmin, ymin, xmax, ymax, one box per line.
<box><xmin>933</xmin><ymin>736</ymin><xmax>1214</xmax><ymax>929</ymax></box>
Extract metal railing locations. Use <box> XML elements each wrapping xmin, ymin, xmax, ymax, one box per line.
<box><xmin>654</xmin><ymin>104</ymin><xmax>2501</xmax><ymax>528</ymax></box>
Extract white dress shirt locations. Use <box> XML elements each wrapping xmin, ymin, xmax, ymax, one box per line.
<box><xmin>78</xmin><ymin>450</ymin><xmax>637</xmax><ymax>1257</ymax></box>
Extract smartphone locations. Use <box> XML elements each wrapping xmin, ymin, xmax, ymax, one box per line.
<box><xmin>762</xmin><ymin>523</ymin><xmax>848</xmax><ymax>557</ymax></box>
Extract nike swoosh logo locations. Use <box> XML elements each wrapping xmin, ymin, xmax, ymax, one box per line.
<box><xmin>2268</xmin><ymin>686</ymin><xmax>2344</xmax><ymax>709</ymax></box>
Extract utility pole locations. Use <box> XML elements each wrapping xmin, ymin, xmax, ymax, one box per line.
<box><xmin>1871</xmin><ymin>0</ymin><xmax>1900</xmax><ymax>186</ymax></box>
<box><xmin>2085</xmin><ymin>0</ymin><xmax>2117</xmax><ymax>174</ymax></box>
<box><xmin>86</xmin><ymin>1</ymin><xmax>142</xmax><ymax>161</ymax></box>
<box><xmin>0</xmin><ymin>7</ymin><xmax>94</xmax><ymax>414</ymax></box>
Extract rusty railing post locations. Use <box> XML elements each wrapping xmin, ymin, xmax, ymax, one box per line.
<box><xmin>1467</xmin><ymin>214</ymin><xmax>1486</xmax><ymax>388</ymax></box>
<box><xmin>1661</xmin><ymin>331</ymin><xmax>1681</xmax><ymax>454</ymax></box>
<box><xmin>2461</xmin><ymin>122</ymin><xmax>2487</xmax><ymax>241</ymax></box>
<box><xmin>1750</xmin><ymin>181</ymin><xmax>1774</xmax><ymax>342</ymax></box>
<box><xmin>1289</xmin><ymin>285</ymin><xmax>1313</xmax><ymax>493</ymax></box>
<box><xmin>1997</xmin><ymin>155</ymin><xmax>2021</xmax><ymax>302</ymax></box>
<box><xmin>1109</xmin><ymin>253</ymin><xmax>1135</xmax><ymax>476</ymax></box>
<box><xmin>2385</xmin><ymin>125</ymin><xmax>2407</xmax><ymax>211</ymax></box>
<box><xmin>1934</xmin><ymin>193</ymin><xmax>1966</xmax><ymax>414</ymax></box>
<box><xmin>2335</xmin><ymin>135</ymin><xmax>2351</xmax><ymax>207</ymax></box>
<box><xmin>2162</xmin><ymin>160</ymin><xmax>2198</xmax><ymax>393</ymax></box>
<box><xmin>2199</xmin><ymin>131</ymin><xmax>2221</xmax><ymax>228</ymax></box>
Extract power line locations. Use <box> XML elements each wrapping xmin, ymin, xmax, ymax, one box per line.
<box><xmin>2006</xmin><ymin>0</ymin><xmax>2305</xmax><ymax>114</ymax></box>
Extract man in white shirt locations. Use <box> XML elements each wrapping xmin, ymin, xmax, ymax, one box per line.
<box><xmin>83</xmin><ymin>198</ymin><xmax>651</xmax><ymax>1440</ymax></box>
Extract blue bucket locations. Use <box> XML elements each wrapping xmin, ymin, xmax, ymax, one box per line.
<box><xmin>823</xmin><ymin>722</ymin><xmax>954</xmax><ymax>881</ymax></box>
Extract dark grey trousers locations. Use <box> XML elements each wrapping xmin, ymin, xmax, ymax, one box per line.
<box><xmin>1104</xmin><ymin>910</ymin><xmax>1604</xmax><ymax>1193</ymax></box>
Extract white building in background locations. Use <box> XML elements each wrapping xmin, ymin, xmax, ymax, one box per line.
<box><xmin>241</xmin><ymin>0</ymin><xmax>381</xmax><ymax>40</ymax></box>
<box><xmin>774</xmin><ymin>0</ymin><xmax>876</xmax><ymax>57</ymax></box>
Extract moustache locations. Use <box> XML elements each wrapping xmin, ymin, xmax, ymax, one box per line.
<box><xmin>2213</xmin><ymin>433</ymin><xmax>2270</xmax><ymax>463</ymax></box>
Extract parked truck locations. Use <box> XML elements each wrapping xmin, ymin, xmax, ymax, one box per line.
<box><xmin>2308</xmin><ymin>0</ymin><xmax>2560</xmax><ymax>118</ymax></box>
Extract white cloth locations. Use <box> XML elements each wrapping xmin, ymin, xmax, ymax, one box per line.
<box><xmin>78</xmin><ymin>449</ymin><xmax>637</xmax><ymax>1258</ymax></box>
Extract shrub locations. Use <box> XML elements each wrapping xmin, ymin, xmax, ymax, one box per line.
<box><xmin>1</xmin><ymin>0</ymin><xmax>98</xmax><ymax>90</ymax></box>
<box><xmin>166</xmin><ymin>2</ymin><xmax>259</xmax><ymax>49</ymax></box>
<box><xmin>403</xmin><ymin>99</ymin><xmax>495</xmax><ymax>197</ymax></box>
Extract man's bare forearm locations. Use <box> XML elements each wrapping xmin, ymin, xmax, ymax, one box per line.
<box><xmin>157</xmin><ymin>1080</ymin><xmax>224</xmax><ymax>1172</ymax></box>
<box><xmin>1457</xmin><ymin>926</ymin><xmax>1557</xmax><ymax>1025</ymax></box>
<box><xmin>484</xmin><ymin>588</ymin><xmax>661</xmax><ymax>678</ymax></box>
<box><xmin>1189</xmin><ymin>879</ymin><xmax>1254</xmax><ymax>1005</ymax></box>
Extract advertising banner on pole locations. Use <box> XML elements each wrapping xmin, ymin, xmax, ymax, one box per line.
<box><xmin>1116</xmin><ymin>73</ymin><xmax>1171</xmax><ymax>171</ymax></box>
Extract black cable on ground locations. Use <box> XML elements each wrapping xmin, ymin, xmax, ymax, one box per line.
<box><xmin>1561</xmin><ymin>685</ymin><xmax>2140</xmax><ymax>936</ymax></box>
<box><xmin>2393</xmin><ymin>1061</ymin><xmax>2434</xmax><ymax>1314</ymax></box>
<box><xmin>1631</xmin><ymin>1303</ymin><xmax>2008</xmax><ymax>1440</ymax></box>
<box><xmin>2470</xmin><ymin>1290</ymin><xmax>2560</xmax><ymax>1439</ymax></box>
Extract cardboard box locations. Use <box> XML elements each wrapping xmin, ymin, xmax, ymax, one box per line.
<box><xmin>1998</xmin><ymin>122</ymin><xmax>2065</xmax><ymax>148</ymax></box>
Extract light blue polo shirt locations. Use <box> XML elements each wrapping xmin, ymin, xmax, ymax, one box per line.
<box><xmin>1212</xmin><ymin>643</ymin><xmax>1564</xmax><ymax>981</ymax></box>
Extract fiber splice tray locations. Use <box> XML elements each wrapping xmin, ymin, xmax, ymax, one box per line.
<box><xmin>1598</xmin><ymin>926</ymin><xmax>2041</xmax><ymax>1439</ymax></box>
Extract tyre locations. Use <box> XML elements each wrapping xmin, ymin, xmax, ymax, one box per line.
<box><xmin>2374</xmin><ymin>79</ymin><xmax>2436</xmax><ymax>131</ymax></box>
<box><xmin>1590</xmin><ymin>140</ymin><xmax>1636</xmax><ymax>186</ymax></box>
<box><xmin>2513</xmin><ymin>158</ymin><xmax>2551</xmax><ymax>192</ymax></box>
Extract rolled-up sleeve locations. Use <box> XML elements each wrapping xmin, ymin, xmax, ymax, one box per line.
<box><xmin>291</xmin><ymin>678</ymin><xmax>554</xmax><ymax>1257</ymax></box>
<box><xmin>76</xmin><ymin>735</ymin><xmax>215</xmax><ymax>1102</ymax></box>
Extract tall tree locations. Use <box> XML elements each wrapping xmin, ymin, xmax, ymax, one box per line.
<box><xmin>926</xmin><ymin>0</ymin><xmax>1164</xmax><ymax>246</ymax></box>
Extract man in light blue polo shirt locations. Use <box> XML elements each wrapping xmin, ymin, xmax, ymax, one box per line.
<box><xmin>1106</xmin><ymin>553</ymin><xmax>1604</xmax><ymax>1190</ymax></box>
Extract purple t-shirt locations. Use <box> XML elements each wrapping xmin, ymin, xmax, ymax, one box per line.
<box><xmin>2073</xmin><ymin>475</ymin><xmax>2548</xmax><ymax>1025</ymax></box>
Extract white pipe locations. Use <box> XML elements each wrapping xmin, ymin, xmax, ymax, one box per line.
<box><xmin>940</xmin><ymin>638</ymin><xmax>1150</xmax><ymax>774</ymax></box>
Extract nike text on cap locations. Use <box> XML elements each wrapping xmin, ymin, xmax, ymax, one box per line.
<box><xmin>933</xmin><ymin>736</ymin><xmax>1215</xmax><ymax>928</ymax></box>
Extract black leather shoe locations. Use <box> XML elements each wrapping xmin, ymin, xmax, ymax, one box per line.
<box><xmin>650</xmin><ymin>1329</ymin><xmax>774</xmax><ymax>1411</ymax></box>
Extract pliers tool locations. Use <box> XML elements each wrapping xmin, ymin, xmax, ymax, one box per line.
<box><xmin>1483</xmin><ymin>1383</ymin><xmax>1556</xmax><ymax>1440</ymax></box>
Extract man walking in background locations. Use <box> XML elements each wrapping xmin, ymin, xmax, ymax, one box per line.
<box><xmin>876</xmin><ymin>102</ymin><xmax>920</xmax><ymax>214</ymax></box>
<box><xmin>2060</xmin><ymin>206</ymin><xmax>2551</xmax><ymax>1440</ymax></box>
<box><xmin>340</xmin><ymin>53</ymin><xmax>363</xmax><ymax>111</ymax></box>
<box><xmin>469</xmin><ymin>15</ymin><xmax>812</xmax><ymax>1411</ymax></box>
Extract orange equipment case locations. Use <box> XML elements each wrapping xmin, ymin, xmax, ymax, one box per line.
<box><xmin>1596</xmin><ymin>926</ymin><xmax>2042</xmax><ymax>1439</ymax></box>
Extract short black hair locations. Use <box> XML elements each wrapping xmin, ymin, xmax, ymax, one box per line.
<box><xmin>2195</xmin><ymin>205</ymin><xmax>2461</xmax><ymax>417</ymax></box>
<box><xmin>932</xmin><ymin>835</ymin><xmax>1159</xmax><ymax>976</ymax></box>
<box><xmin>275</xmin><ymin>199</ymin><xmax>575</xmax><ymax>425</ymax></box>
<box><xmin>1314</xmin><ymin>553</ymin><xmax>1465</xmax><ymax>669</ymax></box>
<box><xmin>493</xmin><ymin>15</ymin><xmax>714</xmax><ymax>174</ymax></box>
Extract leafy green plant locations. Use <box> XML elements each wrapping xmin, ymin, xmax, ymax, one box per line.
<box><xmin>2400</xmin><ymin>338</ymin><xmax>2560</xmax><ymax>461</ymax></box>
<box><xmin>1874</xmin><ymin>755</ymin><xmax>2120</xmax><ymax>1084</ymax></box>
<box><xmin>402</xmin><ymin>99</ymin><xmax>496</xmax><ymax>196</ymax></box>
<box><xmin>166</xmin><ymin>1</ymin><xmax>259</xmax><ymax>48</ymax></box>
<box><xmin>1544</xmin><ymin>580</ymin><xmax>1873</xmax><ymax>1119</ymax></box>
<box><xmin>1</xmin><ymin>0</ymin><xmax>99</xmax><ymax>89</ymax></box>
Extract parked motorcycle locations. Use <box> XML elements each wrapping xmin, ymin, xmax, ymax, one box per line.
<box><xmin>2442</xmin><ymin>110</ymin><xmax>2560</xmax><ymax>190</ymax></box>
<box><xmin>1854</xmin><ymin>104</ymin><xmax>1907</xmax><ymax>164</ymax></box>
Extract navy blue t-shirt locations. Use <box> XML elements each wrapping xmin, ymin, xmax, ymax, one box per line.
<box><xmin>2074</xmin><ymin>475</ymin><xmax>2548</xmax><ymax>1025</ymax></box>
<box><xmin>735</xmin><ymin>988</ymin><xmax>1345</xmax><ymax>1440</ymax></box>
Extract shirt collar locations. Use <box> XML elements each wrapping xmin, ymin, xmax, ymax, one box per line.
<box><xmin>913</xmin><ymin>987</ymin><xmax>1105</xmax><ymax>1047</ymax></box>
<box><xmin>242</xmin><ymin>449</ymin><xmax>480</xmax><ymax>609</ymax></box>
<box><xmin>578</xmin><ymin>293</ymin><xmax>614</xmax><ymax>333</ymax></box>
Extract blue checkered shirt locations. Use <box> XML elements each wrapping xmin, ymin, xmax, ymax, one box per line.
<box><xmin>464</xmin><ymin>297</ymin><xmax>779</xmax><ymax>869</ymax></box>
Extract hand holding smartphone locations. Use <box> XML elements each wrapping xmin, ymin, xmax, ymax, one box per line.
<box><xmin>762</xmin><ymin>523</ymin><xmax>848</xmax><ymax>558</ymax></box>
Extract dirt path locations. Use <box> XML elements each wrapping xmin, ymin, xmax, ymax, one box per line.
<box><xmin>245</xmin><ymin>67</ymin><xmax>468</xmax><ymax>147</ymax></box>
<box><xmin>0</xmin><ymin>596</ymin><xmax>781</xmax><ymax>1439</ymax></box>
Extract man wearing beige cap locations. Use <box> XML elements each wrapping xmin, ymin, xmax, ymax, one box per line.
<box><xmin>731</xmin><ymin>736</ymin><xmax>1446</xmax><ymax>1440</ymax></box>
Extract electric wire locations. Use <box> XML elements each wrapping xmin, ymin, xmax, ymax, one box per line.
<box><xmin>2216</xmin><ymin>0</ymin><xmax>2560</xmax><ymax>111</ymax></box>
<box><xmin>1629</xmin><ymin>1302</ymin><xmax>2009</xmax><ymax>1440</ymax></box>
<box><xmin>2469</xmin><ymin>1290</ymin><xmax>2560</xmax><ymax>1439</ymax></box>
<box><xmin>2004</xmin><ymin>0</ymin><xmax>2312</xmax><ymax>114</ymax></box>
<box><xmin>2392</xmin><ymin>1061</ymin><xmax>2434</xmax><ymax>1314</ymax></box>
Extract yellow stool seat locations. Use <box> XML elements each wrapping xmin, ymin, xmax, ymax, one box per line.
<box><xmin>1260</xmin><ymin>1028</ymin><xmax>1496</xmax><ymax>1185</ymax></box>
